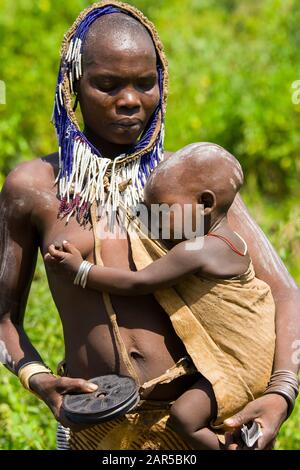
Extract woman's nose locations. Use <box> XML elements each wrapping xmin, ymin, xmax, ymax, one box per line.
<box><xmin>116</xmin><ymin>87</ymin><xmax>141</xmax><ymax>111</ymax></box>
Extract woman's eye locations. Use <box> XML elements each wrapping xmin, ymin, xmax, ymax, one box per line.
<box><xmin>137</xmin><ymin>78</ymin><xmax>156</xmax><ymax>91</ymax></box>
<box><xmin>94</xmin><ymin>80</ymin><xmax>118</xmax><ymax>92</ymax></box>
<box><xmin>98</xmin><ymin>83</ymin><xmax>116</xmax><ymax>92</ymax></box>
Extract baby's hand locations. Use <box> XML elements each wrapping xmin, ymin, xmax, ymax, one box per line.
<box><xmin>44</xmin><ymin>240</ymin><xmax>83</xmax><ymax>278</ymax></box>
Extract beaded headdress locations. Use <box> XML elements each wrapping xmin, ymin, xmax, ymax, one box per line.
<box><xmin>52</xmin><ymin>0</ymin><xmax>168</xmax><ymax>225</ymax></box>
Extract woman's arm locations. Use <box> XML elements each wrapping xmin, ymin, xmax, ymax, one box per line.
<box><xmin>0</xmin><ymin>167</ymin><xmax>42</xmax><ymax>373</ymax></box>
<box><xmin>225</xmin><ymin>193</ymin><xmax>300</xmax><ymax>449</ymax></box>
<box><xmin>228</xmin><ymin>194</ymin><xmax>300</xmax><ymax>374</ymax></box>
<box><xmin>0</xmin><ymin>163</ymin><xmax>99</xmax><ymax>431</ymax></box>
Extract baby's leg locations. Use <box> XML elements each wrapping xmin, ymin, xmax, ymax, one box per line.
<box><xmin>169</xmin><ymin>376</ymin><xmax>221</xmax><ymax>450</ymax></box>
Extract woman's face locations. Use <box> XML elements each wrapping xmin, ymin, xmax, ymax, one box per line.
<box><xmin>78</xmin><ymin>32</ymin><xmax>160</xmax><ymax>147</ymax></box>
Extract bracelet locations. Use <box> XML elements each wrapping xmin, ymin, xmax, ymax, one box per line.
<box><xmin>74</xmin><ymin>260</ymin><xmax>94</xmax><ymax>288</ymax></box>
<box><xmin>18</xmin><ymin>362</ymin><xmax>54</xmax><ymax>398</ymax></box>
<box><xmin>263</xmin><ymin>370</ymin><xmax>299</xmax><ymax>418</ymax></box>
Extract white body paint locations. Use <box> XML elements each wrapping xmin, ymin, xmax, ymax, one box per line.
<box><xmin>0</xmin><ymin>339</ymin><xmax>15</xmax><ymax>371</ymax></box>
<box><xmin>230</xmin><ymin>178</ymin><xmax>237</xmax><ymax>190</ymax></box>
<box><xmin>233</xmin><ymin>196</ymin><xmax>298</xmax><ymax>290</ymax></box>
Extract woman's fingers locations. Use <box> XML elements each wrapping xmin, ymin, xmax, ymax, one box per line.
<box><xmin>55</xmin><ymin>376</ymin><xmax>98</xmax><ymax>394</ymax></box>
<box><xmin>224</xmin><ymin>401</ymin><xmax>259</xmax><ymax>430</ymax></box>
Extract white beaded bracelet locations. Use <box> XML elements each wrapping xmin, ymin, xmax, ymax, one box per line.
<box><xmin>74</xmin><ymin>260</ymin><xmax>94</xmax><ymax>288</ymax></box>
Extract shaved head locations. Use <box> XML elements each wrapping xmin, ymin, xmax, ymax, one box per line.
<box><xmin>77</xmin><ymin>10</ymin><xmax>161</xmax><ymax>150</ymax></box>
<box><xmin>82</xmin><ymin>13</ymin><xmax>156</xmax><ymax>67</ymax></box>
<box><xmin>145</xmin><ymin>143</ymin><xmax>244</xmax><ymax>213</ymax></box>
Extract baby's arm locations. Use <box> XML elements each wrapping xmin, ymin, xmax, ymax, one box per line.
<box><xmin>45</xmin><ymin>238</ymin><xmax>205</xmax><ymax>296</ymax></box>
<box><xmin>88</xmin><ymin>238</ymin><xmax>206</xmax><ymax>295</ymax></box>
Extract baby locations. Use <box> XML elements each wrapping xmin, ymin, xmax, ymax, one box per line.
<box><xmin>45</xmin><ymin>143</ymin><xmax>275</xmax><ymax>450</ymax></box>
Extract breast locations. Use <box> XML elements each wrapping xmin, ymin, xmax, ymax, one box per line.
<box><xmin>42</xmin><ymin>214</ymin><xmax>135</xmax><ymax>268</ymax></box>
<box><xmin>42</xmin><ymin>218</ymin><xmax>95</xmax><ymax>261</ymax></box>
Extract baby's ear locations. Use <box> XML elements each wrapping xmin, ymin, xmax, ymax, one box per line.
<box><xmin>198</xmin><ymin>190</ymin><xmax>216</xmax><ymax>215</ymax></box>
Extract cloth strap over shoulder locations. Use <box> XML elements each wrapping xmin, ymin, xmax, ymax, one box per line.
<box><xmin>91</xmin><ymin>201</ymin><xmax>140</xmax><ymax>385</ymax></box>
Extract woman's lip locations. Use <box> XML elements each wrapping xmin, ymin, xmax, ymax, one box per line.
<box><xmin>112</xmin><ymin>121</ymin><xmax>142</xmax><ymax>130</ymax></box>
<box><xmin>113</xmin><ymin>119</ymin><xmax>142</xmax><ymax>127</ymax></box>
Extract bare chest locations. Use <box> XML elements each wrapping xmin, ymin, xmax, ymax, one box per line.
<box><xmin>35</xmin><ymin>186</ymin><xmax>132</xmax><ymax>268</ymax></box>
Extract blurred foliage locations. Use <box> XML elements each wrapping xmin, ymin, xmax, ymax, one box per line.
<box><xmin>0</xmin><ymin>258</ymin><xmax>63</xmax><ymax>450</ymax></box>
<box><xmin>161</xmin><ymin>0</ymin><xmax>300</xmax><ymax>197</ymax></box>
<box><xmin>1</xmin><ymin>0</ymin><xmax>300</xmax><ymax>198</ymax></box>
<box><xmin>0</xmin><ymin>0</ymin><xmax>300</xmax><ymax>450</ymax></box>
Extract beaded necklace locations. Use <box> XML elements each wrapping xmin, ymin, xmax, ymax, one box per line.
<box><xmin>52</xmin><ymin>1</ymin><xmax>168</xmax><ymax>226</ymax></box>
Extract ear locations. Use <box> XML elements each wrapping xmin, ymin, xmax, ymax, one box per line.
<box><xmin>198</xmin><ymin>190</ymin><xmax>217</xmax><ymax>215</ymax></box>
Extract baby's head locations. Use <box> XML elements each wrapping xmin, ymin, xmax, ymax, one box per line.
<box><xmin>144</xmin><ymin>143</ymin><xmax>243</xmax><ymax>238</ymax></box>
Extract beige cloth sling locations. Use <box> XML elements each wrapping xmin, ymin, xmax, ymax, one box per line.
<box><xmin>128</xmin><ymin>224</ymin><xmax>276</xmax><ymax>426</ymax></box>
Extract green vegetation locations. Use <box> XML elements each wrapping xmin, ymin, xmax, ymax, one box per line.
<box><xmin>0</xmin><ymin>0</ymin><xmax>299</xmax><ymax>449</ymax></box>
